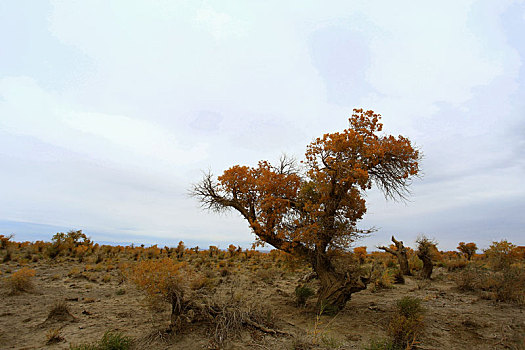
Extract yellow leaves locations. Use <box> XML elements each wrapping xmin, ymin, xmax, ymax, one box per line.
<box><xmin>128</xmin><ymin>258</ymin><xmax>189</xmax><ymax>300</ymax></box>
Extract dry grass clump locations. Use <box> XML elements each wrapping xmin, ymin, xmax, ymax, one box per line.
<box><xmin>45</xmin><ymin>328</ymin><xmax>64</xmax><ymax>345</ymax></box>
<box><xmin>44</xmin><ymin>301</ymin><xmax>76</xmax><ymax>323</ymax></box>
<box><xmin>199</xmin><ymin>292</ymin><xmax>276</xmax><ymax>347</ymax></box>
<box><xmin>4</xmin><ymin>267</ymin><xmax>36</xmax><ymax>294</ymax></box>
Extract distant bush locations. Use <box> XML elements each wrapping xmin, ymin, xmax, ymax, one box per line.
<box><xmin>445</xmin><ymin>259</ymin><xmax>468</xmax><ymax>272</ymax></box>
<box><xmin>484</xmin><ymin>240</ymin><xmax>517</xmax><ymax>270</ymax></box>
<box><xmin>4</xmin><ymin>267</ymin><xmax>36</xmax><ymax>294</ymax></box>
<box><xmin>454</xmin><ymin>266</ymin><xmax>525</xmax><ymax>304</ymax></box>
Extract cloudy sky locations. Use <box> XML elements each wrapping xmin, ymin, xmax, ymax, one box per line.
<box><xmin>1</xmin><ymin>1</ymin><xmax>524</xmax><ymax>251</ymax></box>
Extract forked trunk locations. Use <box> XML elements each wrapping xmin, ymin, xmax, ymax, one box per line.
<box><xmin>313</xmin><ymin>254</ymin><xmax>368</xmax><ymax>313</ymax></box>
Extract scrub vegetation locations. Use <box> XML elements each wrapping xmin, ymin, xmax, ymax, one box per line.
<box><xmin>1</xmin><ymin>233</ymin><xmax>524</xmax><ymax>349</ymax></box>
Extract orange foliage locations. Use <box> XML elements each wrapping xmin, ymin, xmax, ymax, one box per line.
<box><xmin>194</xmin><ymin>109</ymin><xmax>420</xmax><ymax>259</ymax></box>
<box><xmin>353</xmin><ymin>246</ymin><xmax>367</xmax><ymax>264</ymax></box>
<box><xmin>128</xmin><ymin>258</ymin><xmax>189</xmax><ymax>300</ymax></box>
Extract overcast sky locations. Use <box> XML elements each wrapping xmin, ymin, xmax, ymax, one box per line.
<box><xmin>1</xmin><ymin>1</ymin><xmax>524</xmax><ymax>251</ymax></box>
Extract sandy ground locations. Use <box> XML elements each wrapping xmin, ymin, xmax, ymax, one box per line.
<box><xmin>1</xmin><ymin>259</ymin><xmax>524</xmax><ymax>349</ymax></box>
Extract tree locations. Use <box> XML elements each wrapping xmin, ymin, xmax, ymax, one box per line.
<box><xmin>192</xmin><ymin>109</ymin><xmax>420</xmax><ymax>311</ymax></box>
<box><xmin>378</xmin><ymin>236</ymin><xmax>412</xmax><ymax>275</ymax></box>
<box><xmin>457</xmin><ymin>242</ymin><xmax>477</xmax><ymax>261</ymax></box>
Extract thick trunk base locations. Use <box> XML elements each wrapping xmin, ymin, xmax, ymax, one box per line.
<box><xmin>316</xmin><ymin>269</ymin><xmax>368</xmax><ymax>314</ymax></box>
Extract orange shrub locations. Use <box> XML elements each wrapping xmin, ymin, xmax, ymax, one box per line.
<box><xmin>5</xmin><ymin>267</ymin><xmax>36</xmax><ymax>294</ymax></box>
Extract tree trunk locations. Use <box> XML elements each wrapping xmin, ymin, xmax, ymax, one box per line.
<box><xmin>313</xmin><ymin>253</ymin><xmax>367</xmax><ymax>313</ymax></box>
<box><xmin>378</xmin><ymin>236</ymin><xmax>412</xmax><ymax>276</ymax></box>
<box><xmin>418</xmin><ymin>253</ymin><xmax>433</xmax><ymax>279</ymax></box>
<box><xmin>398</xmin><ymin>250</ymin><xmax>411</xmax><ymax>276</ymax></box>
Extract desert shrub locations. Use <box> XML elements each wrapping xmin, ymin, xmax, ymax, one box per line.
<box><xmin>385</xmin><ymin>297</ymin><xmax>425</xmax><ymax>349</ymax></box>
<box><xmin>454</xmin><ymin>266</ymin><xmax>525</xmax><ymax>304</ymax></box>
<box><xmin>47</xmin><ymin>244</ymin><xmax>61</xmax><ymax>259</ymax></box>
<box><xmin>70</xmin><ymin>331</ymin><xmax>133</xmax><ymax>350</ymax></box>
<box><xmin>295</xmin><ymin>285</ymin><xmax>315</xmax><ymax>306</ymax></box>
<box><xmin>484</xmin><ymin>240</ymin><xmax>517</xmax><ymax>270</ymax></box>
<box><xmin>454</xmin><ymin>266</ymin><xmax>485</xmax><ymax>292</ymax></box>
<box><xmin>46</xmin><ymin>301</ymin><xmax>75</xmax><ymax>322</ymax></box>
<box><xmin>445</xmin><ymin>259</ymin><xmax>468</xmax><ymax>271</ymax></box>
<box><xmin>46</xmin><ymin>328</ymin><xmax>64</xmax><ymax>345</ymax></box>
<box><xmin>4</xmin><ymin>267</ymin><xmax>36</xmax><ymax>294</ymax></box>
<box><xmin>395</xmin><ymin>296</ymin><xmax>424</xmax><ymax>318</ymax></box>
<box><xmin>480</xmin><ymin>267</ymin><xmax>525</xmax><ymax>304</ymax></box>
<box><xmin>392</xmin><ymin>269</ymin><xmax>405</xmax><ymax>284</ymax></box>
<box><xmin>370</xmin><ymin>265</ymin><xmax>394</xmax><ymax>291</ymax></box>
<box><xmin>409</xmin><ymin>255</ymin><xmax>423</xmax><ymax>272</ymax></box>
<box><xmin>128</xmin><ymin>258</ymin><xmax>198</xmax><ymax>330</ymax></box>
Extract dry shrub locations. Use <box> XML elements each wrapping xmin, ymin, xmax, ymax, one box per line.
<box><xmin>45</xmin><ymin>301</ymin><xmax>76</xmax><ymax>323</ymax></box>
<box><xmin>484</xmin><ymin>240</ymin><xmax>518</xmax><ymax>270</ymax></box>
<box><xmin>4</xmin><ymin>267</ymin><xmax>36</xmax><ymax>294</ymax></box>
<box><xmin>45</xmin><ymin>328</ymin><xmax>64</xmax><ymax>344</ymax></box>
<box><xmin>454</xmin><ymin>267</ymin><xmax>483</xmax><ymax>292</ymax></box>
<box><xmin>370</xmin><ymin>265</ymin><xmax>394</xmax><ymax>291</ymax></box>
<box><xmin>454</xmin><ymin>266</ymin><xmax>525</xmax><ymax>304</ymax></box>
<box><xmin>127</xmin><ymin>258</ymin><xmax>200</xmax><ymax>330</ymax></box>
<box><xmin>387</xmin><ymin>297</ymin><xmax>425</xmax><ymax>349</ymax></box>
<box><xmin>445</xmin><ymin>259</ymin><xmax>468</xmax><ymax>271</ymax></box>
<box><xmin>199</xmin><ymin>290</ymin><xmax>275</xmax><ymax>348</ymax></box>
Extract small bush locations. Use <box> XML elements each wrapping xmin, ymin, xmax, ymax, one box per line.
<box><xmin>4</xmin><ymin>267</ymin><xmax>36</xmax><ymax>294</ymax></box>
<box><xmin>46</xmin><ymin>301</ymin><xmax>75</xmax><ymax>322</ymax></box>
<box><xmin>484</xmin><ymin>240</ymin><xmax>517</xmax><ymax>270</ymax></box>
<box><xmin>445</xmin><ymin>259</ymin><xmax>468</xmax><ymax>271</ymax></box>
<box><xmin>46</xmin><ymin>328</ymin><xmax>64</xmax><ymax>344</ymax></box>
<box><xmin>295</xmin><ymin>285</ymin><xmax>315</xmax><ymax>306</ymax></box>
<box><xmin>454</xmin><ymin>266</ymin><xmax>525</xmax><ymax>304</ymax></box>
<box><xmin>395</xmin><ymin>296</ymin><xmax>424</xmax><ymax>319</ymax></box>
<box><xmin>98</xmin><ymin>331</ymin><xmax>133</xmax><ymax>350</ymax></box>
<box><xmin>370</xmin><ymin>266</ymin><xmax>394</xmax><ymax>291</ymax></box>
<box><xmin>392</xmin><ymin>269</ymin><xmax>405</xmax><ymax>284</ymax></box>
<box><xmin>387</xmin><ymin>297</ymin><xmax>425</xmax><ymax>349</ymax></box>
<box><xmin>70</xmin><ymin>331</ymin><xmax>133</xmax><ymax>350</ymax></box>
